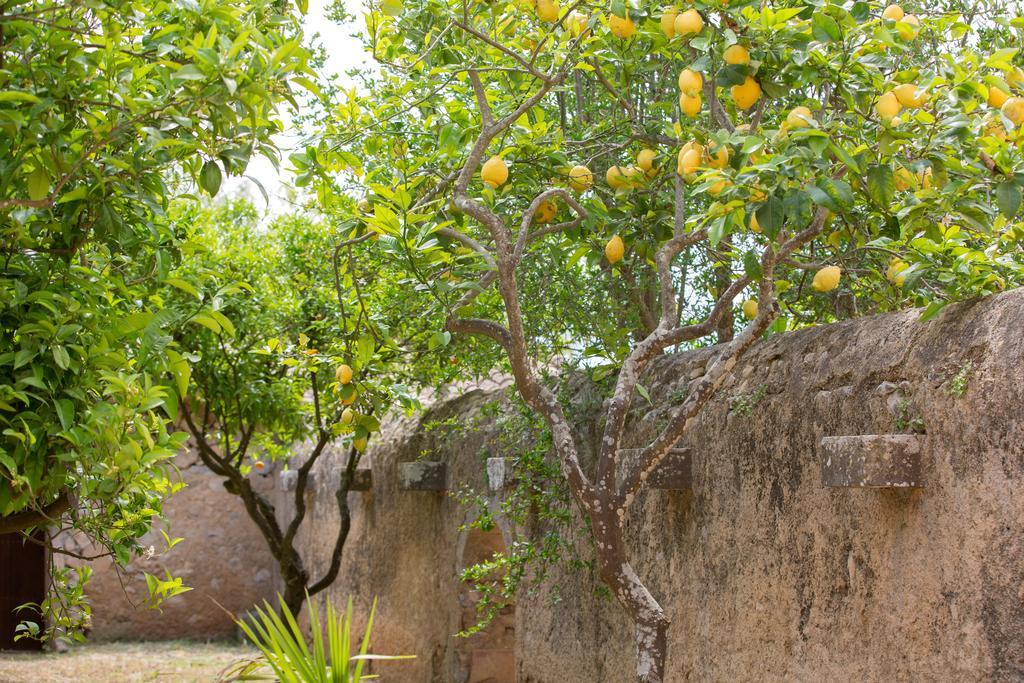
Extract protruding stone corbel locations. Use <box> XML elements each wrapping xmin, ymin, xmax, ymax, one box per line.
<box><xmin>820</xmin><ymin>434</ymin><xmax>924</xmax><ymax>488</ymax></box>
<box><xmin>279</xmin><ymin>469</ymin><xmax>312</xmax><ymax>492</ymax></box>
<box><xmin>486</xmin><ymin>457</ymin><xmax>516</xmax><ymax>492</ymax></box>
<box><xmin>648</xmin><ymin>447</ymin><xmax>692</xmax><ymax>490</ymax></box>
<box><xmin>620</xmin><ymin>447</ymin><xmax>693</xmax><ymax>490</ymax></box>
<box><xmin>398</xmin><ymin>461</ymin><xmax>448</xmax><ymax>491</ymax></box>
<box><xmin>348</xmin><ymin>468</ymin><xmax>373</xmax><ymax>491</ymax></box>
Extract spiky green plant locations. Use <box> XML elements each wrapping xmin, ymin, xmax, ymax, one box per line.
<box><xmin>224</xmin><ymin>595</ymin><xmax>412</xmax><ymax>682</ymax></box>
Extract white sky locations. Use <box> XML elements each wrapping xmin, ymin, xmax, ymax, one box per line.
<box><xmin>223</xmin><ymin>0</ymin><xmax>369</xmax><ymax>213</ymax></box>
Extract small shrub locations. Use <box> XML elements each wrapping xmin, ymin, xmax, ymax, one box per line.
<box><xmin>222</xmin><ymin>594</ymin><xmax>412</xmax><ymax>682</ymax></box>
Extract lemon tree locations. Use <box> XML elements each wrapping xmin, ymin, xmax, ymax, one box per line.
<box><xmin>0</xmin><ymin>0</ymin><xmax>314</xmax><ymax>640</ymax></box>
<box><xmin>310</xmin><ymin>0</ymin><xmax>1024</xmax><ymax>678</ymax></box>
<box><xmin>166</xmin><ymin>200</ymin><xmax>420</xmax><ymax>616</ymax></box>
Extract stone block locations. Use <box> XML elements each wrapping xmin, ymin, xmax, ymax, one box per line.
<box><xmin>349</xmin><ymin>468</ymin><xmax>373</xmax><ymax>491</ymax></box>
<box><xmin>399</xmin><ymin>461</ymin><xmax>447</xmax><ymax>491</ymax></box>
<box><xmin>486</xmin><ymin>457</ymin><xmax>515</xmax><ymax>491</ymax></box>
<box><xmin>820</xmin><ymin>434</ymin><xmax>924</xmax><ymax>488</ymax></box>
<box><xmin>620</xmin><ymin>447</ymin><xmax>693</xmax><ymax>490</ymax></box>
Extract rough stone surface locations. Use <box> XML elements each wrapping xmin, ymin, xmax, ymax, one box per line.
<box><xmin>301</xmin><ymin>290</ymin><xmax>1024</xmax><ymax>681</ymax></box>
<box><xmin>63</xmin><ymin>445</ymin><xmax>279</xmax><ymax>640</ymax></box>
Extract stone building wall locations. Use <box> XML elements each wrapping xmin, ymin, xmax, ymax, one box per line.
<box><xmin>69</xmin><ymin>289</ymin><xmax>1024</xmax><ymax>681</ymax></box>
<box><xmin>298</xmin><ymin>289</ymin><xmax>1024</xmax><ymax>681</ymax></box>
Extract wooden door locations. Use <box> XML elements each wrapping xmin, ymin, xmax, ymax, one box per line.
<box><xmin>0</xmin><ymin>532</ymin><xmax>46</xmax><ymax>651</ymax></box>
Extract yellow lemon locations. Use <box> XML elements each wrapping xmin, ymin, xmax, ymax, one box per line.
<box><xmin>678</xmin><ymin>68</ymin><xmax>703</xmax><ymax>95</ymax></box>
<box><xmin>1006</xmin><ymin>66</ymin><xmax>1024</xmax><ymax>90</ymax></box>
<box><xmin>680</xmin><ymin>140</ymin><xmax>704</xmax><ymax>157</ymax></box>
<box><xmin>568</xmin><ymin>164</ymin><xmax>593</xmax><ymax>191</ymax></box>
<box><xmin>811</xmin><ymin>265</ymin><xmax>841</xmax><ymax>292</ymax></box>
<box><xmin>336</xmin><ymin>364</ymin><xmax>354</xmax><ymax>384</ymax></box>
<box><xmin>660</xmin><ymin>8</ymin><xmax>678</xmax><ymax>37</ymax></box>
<box><xmin>609</xmin><ymin>13</ymin><xmax>635</xmax><ymax>38</ymax></box>
<box><xmin>637</xmin><ymin>148</ymin><xmax>657</xmax><ymax>172</ymax></box>
<box><xmin>1002</xmin><ymin>97</ymin><xmax>1024</xmax><ymax>125</ymax></box>
<box><xmin>677</xmin><ymin>148</ymin><xmax>702</xmax><ymax>176</ymax></box>
<box><xmin>707</xmin><ymin>178</ymin><xmax>730</xmax><ymax>196</ymax></box>
<box><xmin>786</xmin><ymin>105</ymin><xmax>814</xmax><ymax>128</ymax></box>
<box><xmin>742</xmin><ymin>299</ymin><xmax>758</xmax><ymax>320</ymax></box>
<box><xmin>876</xmin><ymin>91</ymin><xmax>902</xmax><ymax>119</ymax></box>
<box><xmin>623</xmin><ymin>165</ymin><xmax>645</xmax><ymax>186</ymax></box>
<box><xmin>882</xmin><ymin>4</ymin><xmax>904</xmax><ymax>21</ymax></box>
<box><xmin>534</xmin><ymin>199</ymin><xmax>557</xmax><ymax>223</ymax></box>
<box><xmin>606</xmin><ymin>165</ymin><xmax>630</xmax><ymax>189</ymax></box>
<box><xmin>674</xmin><ymin>8</ymin><xmax>703</xmax><ymax>36</ymax></box>
<box><xmin>731</xmin><ymin>77</ymin><xmax>761</xmax><ymax>110</ymax></box>
<box><xmin>568</xmin><ymin>11</ymin><xmax>590</xmax><ymax>36</ymax></box>
<box><xmin>897</xmin><ymin>14</ymin><xmax>920</xmax><ymax>39</ymax></box>
<box><xmin>887</xmin><ymin>257</ymin><xmax>908</xmax><ymax>286</ymax></box>
<box><xmin>985</xmin><ymin>116</ymin><xmax>1008</xmax><ymax>140</ymax></box>
<box><xmin>988</xmin><ymin>86</ymin><xmax>1010</xmax><ymax>108</ymax></box>
<box><xmin>536</xmin><ymin>0</ymin><xmax>558</xmax><ymax>22</ymax></box>
<box><xmin>353</xmin><ymin>436</ymin><xmax>368</xmax><ymax>452</ymax></box>
<box><xmin>893</xmin><ymin>83</ymin><xmax>926</xmax><ymax>108</ymax></box>
<box><xmin>707</xmin><ymin>143</ymin><xmax>729</xmax><ymax>169</ymax></box>
<box><xmin>341</xmin><ymin>408</ymin><xmax>355</xmax><ymax>425</ymax></box>
<box><xmin>605</xmin><ymin>235</ymin><xmax>625</xmax><ymax>263</ymax></box>
<box><xmin>894</xmin><ymin>166</ymin><xmax>915</xmax><ymax>191</ymax></box>
<box><xmin>724</xmin><ymin>44</ymin><xmax>750</xmax><ymax>65</ymax></box>
<box><xmin>679</xmin><ymin>92</ymin><xmax>702</xmax><ymax>117</ymax></box>
<box><xmin>481</xmin><ymin>156</ymin><xmax>509</xmax><ymax>187</ymax></box>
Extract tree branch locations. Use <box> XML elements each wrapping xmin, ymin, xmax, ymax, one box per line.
<box><xmin>0</xmin><ymin>490</ymin><xmax>72</xmax><ymax>534</ymax></box>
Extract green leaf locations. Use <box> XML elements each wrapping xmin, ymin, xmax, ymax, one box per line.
<box><xmin>27</xmin><ymin>168</ymin><xmax>50</xmax><ymax>202</ymax></box>
<box><xmin>0</xmin><ymin>91</ymin><xmax>41</xmax><ymax>103</ymax></box>
<box><xmin>163</xmin><ymin>278</ymin><xmax>199</xmax><ymax>298</ymax></box>
<box><xmin>172</xmin><ymin>64</ymin><xmax>206</xmax><ymax>81</ymax></box>
<box><xmin>866</xmin><ymin>165</ymin><xmax>895</xmax><ymax>208</ymax></box>
<box><xmin>427</xmin><ymin>331</ymin><xmax>451</xmax><ymax>350</ymax></box>
<box><xmin>919</xmin><ymin>300</ymin><xmax>949</xmax><ymax>321</ymax></box>
<box><xmin>190</xmin><ymin>313</ymin><xmax>222</xmax><ymax>334</ymax></box>
<box><xmin>995</xmin><ymin>181</ymin><xmax>1022</xmax><ymax>219</ymax></box>
<box><xmin>828</xmin><ymin>142</ymin><xmax>861</xmax><ymax>174</ymax></box>
<box><xmin>811</xmin><ymin>178</ymin><xmax>854</xmax><ymax>210</ymax></box>
<box><xmin>200</xmin><ymin>160</ymin><xmax>222</xmax><ymax>196</ymax></box>
<box><xmin>812</xmin><ymin>13</ymin><xmax>842</xmax><ymax>42</ymax></box>
<box><xmin>356</xmin><ymin>336</ymin><xmax>375</xmax><ymax>367</ymax></box>
<box><xmin>708</xmin><ymin>215</ymin><xmax>729</xmax><ymax>247</ymax></box>
<box><xmin>54</xmin><ymin>399</ymin><xmax>74</xmax><ymax>430</ymax></box>
<box><xmin>743</xmin><ymin>250</ymin><xmax>763</xmax><ymax>281</ymax></box>
<box><xmin>51</xmin><ymin>345</ymin><xmax>71</xmax><ymax>370</ymax></box>
<box><xmin>755</xmin><ymin>196</ymin><xmax>785</xmax><ymax>238</ymax></box>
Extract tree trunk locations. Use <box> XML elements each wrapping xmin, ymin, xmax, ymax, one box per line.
<box><xmin>591</xmin><ymin>507</ymin><xmax>670</xmax><ymax>682</ymax></box>
<box><xmin>281</xmin><ymin>572</ymin><xmax>308</xmax><ymax>618</ymax></box>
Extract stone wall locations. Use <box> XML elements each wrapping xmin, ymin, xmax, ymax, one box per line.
<box><xmin>299</xmin><ymin>289</ymin><xmax>1024</xmax><ymax>681</ymax></box>
<box><xmin>67</xmin><ymin>443</ymin><xmax>279</xmax><ymax>640</ymax></box>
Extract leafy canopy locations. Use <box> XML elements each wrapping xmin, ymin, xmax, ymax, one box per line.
<box><xmin>309</xmin><ymin>0</ymin><xmax>1024</xmax><ymax>373</ymax></box>
<box><xmin>0</xmin><ymin>0</ymin><xmax>314</xmax><ymax>637</ymax></box>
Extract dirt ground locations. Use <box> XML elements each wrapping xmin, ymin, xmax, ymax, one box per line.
<box><xmin>0</xmin><ymin>641</ymin><xmax>258</xmax><ymax>682</ymax></box>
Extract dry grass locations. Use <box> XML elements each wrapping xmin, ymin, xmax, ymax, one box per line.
<box><xmin>0</xmin><ymin>640</ymin><xmax>258</xmax><ymax>683</ymax></box>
